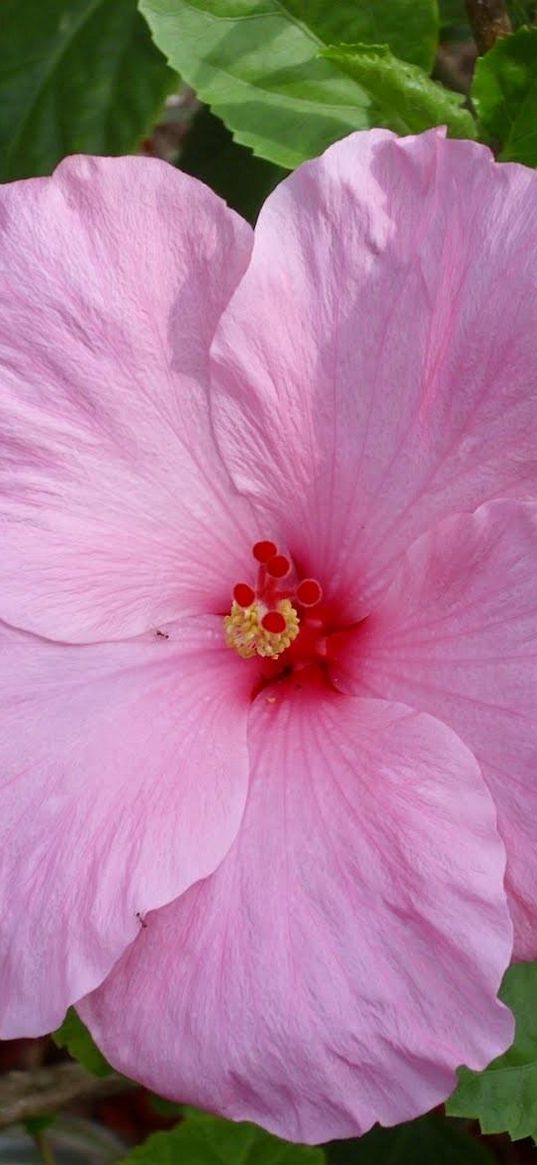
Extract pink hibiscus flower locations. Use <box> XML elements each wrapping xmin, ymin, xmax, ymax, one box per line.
<box><xmin>1</xmin><ymin>127</ymin><xmax>537</xmax><ymax>1145</ymax></box>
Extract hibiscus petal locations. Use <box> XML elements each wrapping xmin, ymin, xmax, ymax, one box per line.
<box><xmin>211</xmin><ymin>129</ymin><xmax>537</xmax><ymax>616</ymax></box>
<box><xmin>337</xmin><ymin>499</ymin><xmax>537</xmax><ymax>959</ymax></box>
<box><xmin>0</xmin><ymin>156</ymin><xmax>254</xmax><ymax>642</ymax></box>
<box><xmin>0</xmin><ymin>617</ymin><xmax>251</xmax><ymax>1037</ymax></box>
<box><xmin>80</xmin><ymin>692</ymin><xmax>512</xmax><ymax>1144</ymax></box>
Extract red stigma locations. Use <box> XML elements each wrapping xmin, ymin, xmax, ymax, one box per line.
<box><xmin>261</xmin><ymin>610</ymin><xmax>287</xmax><ymax>634</ymax></box>
<box><xmin>296</xmin><ymin>578</ymin><xmax>323</xmax><ymax>607</ymax></box>
<box><xmin>233</xmin><ymin>582</ymin><xmax>256</xmax><ymax>608</ymax></box>
<box><xmin>226</xmin><ymin>540</ymin><xmax>354</xmax><ymax>678</ymax></box>
<box><xmin>266</xmin><ymin>554</ymin><xmax>291</xmax><ymax>579</ymax></box>
<box><xmin>252</xmin><ymin>540</ymin><xmax>278</xmax><ymax>564</ymax></box>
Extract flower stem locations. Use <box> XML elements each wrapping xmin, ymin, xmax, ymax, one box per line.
<box><xmin>32</xmin><ymin>1131</ymin><xmax>57</xmax><ymax>1165</ymax></box>
<box><xmin>465</xmin><ymin>0</ymin><xmax>512</xmax><ymax>53</ymax></box>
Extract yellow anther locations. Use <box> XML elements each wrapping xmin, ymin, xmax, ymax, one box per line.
<box><xmin>224</xmin><ymin>599</ymin><xmax>299</xmax><ymax>660</ymax></box>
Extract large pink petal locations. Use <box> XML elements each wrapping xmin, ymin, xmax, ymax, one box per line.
<box><xmin>211</xmin><ymin>130</ymin><xmax>537</xmax><ymax>616</ymax></box>
<box><xmin>81</xmin><ymin>692</ymin><xmax>512</xmax><ymax>1144</ymax></box>
<box><xmin>338</xmin><ymin>500</ymin><xmax>537</xmax><ymax>959</ymax></box>
<box><xmin>0</xmin><ymin>156</ymin><xmax>255</xmax><ymax>642</ymax></box>
<box><xmin>0</xmin><ymin>617</ymin><xmax>251</xmax><ymax>1037</ymax></box>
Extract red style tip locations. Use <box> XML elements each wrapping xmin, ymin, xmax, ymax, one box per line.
<box><xmin>261</xmin><ymin>610</ymin><xmax>287</xmax><ymax>634</ymax></box>
<box><xmin>296</xmin><ymin>578</ymin><xmax>323</xmax><ymax>607</ymax></box>
<box><xmin>233</xmin><ymin>582</ymin><xmax>256</xmax><ymax>608</ymax></box>
<box><xmin>266</xmin><ymin>553</ymin><xmax>291</xmax><ymax>579</ymax></box>
<box><xmin>252</xmin><ymin>540</ymin><xmax>278</xmax><ymax>564</ymax></box>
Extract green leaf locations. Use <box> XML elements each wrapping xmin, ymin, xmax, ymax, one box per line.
<box><xmin>323</xmin><ymin>43</ymin><xmax>476</xmax><ymax>138</ymax></box>
<box><xmin>139</xmin><ymin>0</ymin><xmax>438</xmax><ymax>170</ymax></box>
<box><xmin>472</xmin><ymin>25</ymin><xmax>537</xmax><ymax>166</ymax></box>
<box><xmin>326</xmin><ymin>1114</ymin><xmax>495</xmax><ymax>1164</ymax></box>
<box><xmin>280</xmin><ymin>1</ymin><xmax>440</xmax><ymax>71</ymax></box>
<box><xmin>24</xmin><ymin>1114</ymin><xmax>57</xmax><ymax>1136</ymax></box>
<box><xmin>0</xmin><ymin>0</ymin><xmax>177</xmax><ymax>181</ymax></box>
<box><xmin>438</xmin><ymin>0</ymin><xmax>467</xmax><ymax>30</ymax></box>
<box><xmin>149</xmin><ymin>1095</ymin><xmax>185</xmax><ymax>1118</ymax></box>
<box><xmin>180</xmin><ymin>105</ymin><xmax>285</xmax><ymax>221</ymax></box>
<box><xmin>447</xmin><ymin>961</ymin><xmax>537</xmax><ymax>1142</ymax></box>
<box><xmin>507</xmin><ymin>1</ymin><xmax>537</xmax><ymax>29</ymax></box>
<box><xmin>53</xmin><ymin>1007</ymin><xmax>112</xmax><ymax>1077</ymax></box>
<box><xmin>118</xmin><ymin>1112</ymin><xmax>325</xmax><ymax>1163</ymax></box>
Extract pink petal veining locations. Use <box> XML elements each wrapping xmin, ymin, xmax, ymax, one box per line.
<box><xmin>336</xmin><ymin>499</ymin><xmax>537</xmax><ymax>960</ymax></box>
<box><xmin>211</xmin><ymin>129</ymin><xmax>537</xmax><ymax>616</ymax></box>
<box><xmin>2</xmin><ymin>130</ymin><xmax>537</xmax><ymax>1141</ymax></box>
<box><xmin>0</xmin><ymin>618</ymin><xmax>251</xmax><ymax>1036</ymax></box>
<box><xmin>81</xmin><ymin>693</ymin><xmax>512</xmax><ymax>1144</ymax></box>
<box><xmin>0</xmin><ymin>155</ymin><xmax>255</xmax><ymax>643</ymax></box>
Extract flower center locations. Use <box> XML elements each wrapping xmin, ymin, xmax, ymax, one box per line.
<box><xmin>224</xmin><ymin>541</ymin><xmax>323</xmax><ymax>662</ymax></box>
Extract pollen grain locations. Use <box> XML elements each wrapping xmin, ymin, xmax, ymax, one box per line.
<box><xmin>224</xmin><ymin>598</ymin><xmax>299</xmax><ymax>660</ymax></box>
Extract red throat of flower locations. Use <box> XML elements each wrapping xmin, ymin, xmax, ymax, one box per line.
<box><xmin>224</xmin><ymin>541</ymin><xmax>345</xmax><ymax>690</ymax></box>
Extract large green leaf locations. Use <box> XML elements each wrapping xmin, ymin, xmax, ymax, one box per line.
<box><xmin>0</xmin><ymin>0</ymin><xmax>176</xmax><ymax>181</ymax></box>
<box><xmin>506</xmin><ymin>0</ymin><xmax>537</xmax><ymax>26</ymax></box>
<box><xmin>323</xmin><ymin>43</ymin><xmax>476</xmax><ymax>137</ymax></box>
<box><xmin>118</xmin><ymin>1112</ymin><xmax>325</xmax><ymax>1163</ymax></box>
<box><xmin>280</xmin><ymin>1</ymin><xmax>439</xmax><ymax>70</ymax></box>
<box><xmin>53</xmin><ymin>1007</ymin><xmax>112</xmax><ymax>1077</ymax></box>
<box><xmin>471</xmin><ymin>25</ymin><xmax>537</xmax><ymax>166</ymax></box>
<box><xmin>447</xmin><ymin>961</ymin><xmax>537</xmax><ymax>1142</ymax></box>
<box><xmin>139</xmin><ymin>0</ymin><xmax>438</xmax><ymax>169</ymax></box>
<box><xmin>438</xmin><ymin>0</ymin><xmax>470</xmax><ymax>37</ymax></box>
<box><xmin>326</xmin><ymin>1114</ymin><xmax>495</xmax><ymax>1164</ymax></box>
